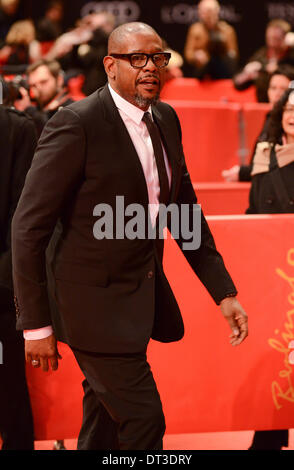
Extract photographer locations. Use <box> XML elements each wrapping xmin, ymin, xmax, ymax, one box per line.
<box><xmin>14</xmin><ymin>59</ymin><xmax>73</xmax><ymax>136</ymax></box>
<box><xmin>45</xmin><ymin>12</ymin><xmax>115</xmax><ymax>96</ymax></box>
<box><xmin>234</xmin><ymin>20</ymin><xmax>294</xmax><ymax>102</ymax></box>
<box><xmin>184</xmin><ymin>0</ymin><xmax>239</xmax><ymax>79</ymax></box>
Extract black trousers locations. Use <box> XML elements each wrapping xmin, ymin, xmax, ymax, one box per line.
<box><xmin>250</xmin><ymin>430</ymin><xmax>289</xmax><ymax>450</ymax></box>
<box><xmin>0</xmin><ymin>311</ymin><xmax>34</xmax><ymax>450</ymax></box>
<box><xmin>71</xmin><ymin>348</ymin><xmax>166</xmax><ymax>450</ymax></box>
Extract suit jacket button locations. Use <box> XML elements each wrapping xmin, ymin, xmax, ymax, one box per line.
<box><xmin>147</xmin><ymin>270</ymin><xmax>154</xmax><ymax>279</ymax></box>
<box><xmin>266</xmin><ymin>198</ymin><xmax>273</xmax><ymax>204</ymax></box>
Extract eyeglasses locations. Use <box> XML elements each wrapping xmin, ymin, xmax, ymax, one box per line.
<box><xmin>109</xmin><ymin>52</ymin><xmax>171</xmax><ymax>69</ymax></box>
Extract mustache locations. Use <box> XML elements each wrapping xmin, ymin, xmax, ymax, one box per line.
<box><xmin>136</xmin><ymin>74</ymin><xmax>160</xmax><ymax>85</ymax></box>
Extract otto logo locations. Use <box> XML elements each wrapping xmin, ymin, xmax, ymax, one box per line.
<box><xmin>81</xmin><ymin>1</ymin><xmax>140</xmax><ymax>24</ymax></box>
<box><xmin>289</xmin><ymin>340</ymin><xmax>294</xmax><ymax>365</ymax></box>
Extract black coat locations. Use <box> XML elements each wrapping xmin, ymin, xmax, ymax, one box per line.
<box><xmin>12</xmin><ymin>85</ymin><xmax>237</xmax><ymax>354</ymax></box>
<box><xmin>0</xmin><ymin>107</ymin><xmax>37</xmax><ymax>314</ymax></box>
<box><xmin>246</xmin><ymin>160</ymin><xmax>294</xmax><ymax>214</ymax></box>
<box><xmin>25</xmin><ymin>96</ymin><xmax>74</xmax><ymax>138</ymax></box>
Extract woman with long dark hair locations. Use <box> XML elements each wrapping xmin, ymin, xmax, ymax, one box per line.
<box><xmin>247</xmin><ymin>87</ymin><xmax>294</xmax><ymax>215</ymax></box>
<box><xmin>247</xmin><ymin>87</ymin><xmax>294</xmax><ymax>450</ymax></box>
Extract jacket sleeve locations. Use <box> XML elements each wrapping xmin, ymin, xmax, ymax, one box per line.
<box><xmin>0</xmin><ymin>115</ymin><xmax>37</xmax><ymax>293</ymax></box>
<box><xmin>12</xmin><ymin>107</ymin><xmax>86</xmax><ymax>330</ymax></box>
<box><xmin>245</xmin><ymin>175</ymin><xmax>259</xmax><ymax>214</ymax></box>
<box><xmin>239</xmin><ymin>164</ymin><xmax>252</xmax><ymax>182</ymax></box>
<box><xmin>168</xmin><ymin>107</ymin><xmax>238</xmax><ymax>304</ymax></box>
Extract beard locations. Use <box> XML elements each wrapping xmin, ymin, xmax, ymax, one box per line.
<box><xmin>134</xmin><ymin>73</ymin><xmax>161</xmax><ymax>109</ymax></box>
<box><xmin>134</xmin><ymin>91</ymin><xmax>160</xmax><ymax>109</ymax></box>
<box><xmin>38</xmin><ymin>88</ymin><xmax>59</xmax><ymax>109</ymax></box>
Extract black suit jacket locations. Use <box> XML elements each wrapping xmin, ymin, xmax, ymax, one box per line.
<box><xmin>12</xmin><ymin>85</ymin><xmax>237</xmax><ymax>353</ymax></box>
<box><xmin>0</xmin><ymin>107</ymin><xmax>37</xmax><ymax>316</ymax></box>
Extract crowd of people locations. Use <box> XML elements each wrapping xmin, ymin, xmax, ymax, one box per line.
<box><xmin>0</xmin><ymin>0</ymin><xmax>293</xmax><ymax>454</ymax></box>
<box><xmin>1</xmin><ymin>0</ymin><xmax>294</xmax><ymax>101</ymax></box>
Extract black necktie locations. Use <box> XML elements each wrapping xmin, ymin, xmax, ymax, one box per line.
<box><xmin>142</xmin><ymin>112</ymin><xmax>170</xmax><ymax>205</ymax></box>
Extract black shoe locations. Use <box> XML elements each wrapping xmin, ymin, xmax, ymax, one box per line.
<box><xmin>53</xmin><ymin>440</ymin><xmax>66</xmax><ymax>450</ymax></box>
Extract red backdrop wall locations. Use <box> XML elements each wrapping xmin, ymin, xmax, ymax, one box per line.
<box><xmin>26</xmin><ymin>214</ymin><xmax>294</xmax><ymax>440</ymax></box>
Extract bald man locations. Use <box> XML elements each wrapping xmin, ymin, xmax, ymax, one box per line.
<box><xmin>184</xmin><ymin>0</ymin><xmax>239</xmax><ymax>79</ymax></box>
<box><xmin>12</xmin><ymin>22</ymin><xmax>248</xmax><ymax>450</ymax></box>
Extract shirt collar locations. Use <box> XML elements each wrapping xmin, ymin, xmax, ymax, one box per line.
<box><xmin>108</xmin><ymin>83</ymin><xmax>152</xmax><ymax>125</ymax></box>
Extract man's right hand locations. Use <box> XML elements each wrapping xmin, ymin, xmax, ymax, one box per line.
<box><xmin>25</xmin><ymin>333</ymin><xmax>61</xmax><ymax>372</ymax></box>
<box><xmin>222</xmin><ymin>165</ymin><xmax>240</xmax><ymax>182</ymax></box>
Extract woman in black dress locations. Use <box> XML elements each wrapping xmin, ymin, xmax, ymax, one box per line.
<box><xmin>247</xmin><ymin>87</ymin><xmax>294</xmax><ymax>450</ymax></box>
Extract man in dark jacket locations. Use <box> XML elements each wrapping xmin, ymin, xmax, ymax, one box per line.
<box><xmin>0</xmin><ymin>105</ymin><xmax>37</xmax><ymax>449</ymax></box>
<box><xmin>12</xmin><ymin>22</ymin><xmax>248</xmax><ymax>450</ymax></box>
<box><xmin>234</xmin><ymin>19</ymin><xmax>294</xmax><ymax>102</ymax></box>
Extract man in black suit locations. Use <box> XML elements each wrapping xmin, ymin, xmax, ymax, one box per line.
<box><xmin>0</xmin><ymin>105</ymin><xmax>37</xmax><ymax>449</ymax></box>
<box><xmin>12</xmin><ymin>22</ymin><xmax>248</xmax><ymax>450</ymax></box>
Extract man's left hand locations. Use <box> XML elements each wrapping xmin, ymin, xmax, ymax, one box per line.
<box><xmin>220</xmin><ymin>297</ymin><xmax>248</xmax><ymax>346</ymax></box>
<box><xmin>14</xmin><ymin>87</ymin><xmax>32</xmax><ymax>111</ymax></box>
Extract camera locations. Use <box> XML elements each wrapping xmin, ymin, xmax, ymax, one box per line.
<box><xmin>0</xmin><ymin>75</ymin><xmax>30</xmax><ymax>106</ymax></box>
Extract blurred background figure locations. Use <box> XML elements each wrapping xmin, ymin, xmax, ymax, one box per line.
<box><xmin>162</xmin><ymin>40</ymin><xmax>183</xmax><ymax>81</ymax></box>
<box><xmin>222</xmin><ymin>65</ymin><xmax>294</xmax><ymax>182</ymax></box>
<box><xmin>36</xmin><ymin>0</ymin><xmax>64</xmax><ymax>42</ymax></box>
<box><xmin>165</xmin><ymin>49</ymin><xmax>184</xmax><ymax>81</ymax></box>
<box><xmin>45</xmin><ymin>11</ymin><xmax>115</xmax><ymax>95</ymax></box>
<box><xmin>0</xmin><ymin>0</ymin><xmax>19</xmax><ymax>45</ymax></box>
<box><xmin>246</xmin><ymin>88</ymin><xmax>294</xmax><ymax>450</ymax></box>
<box><xmin>234</xmin><ymin>19</ymin><xmax>294</xmax><ymax>102</ymax></box>
<box><xmin>0</xmin><ymin>19</ymin><xmax>41</xmax><ymax>71</ymax></box>
<box><xmin>14</xmin><ymin>59</ymin><xmax>73</xmax><ymax>136</ymax></box>
<box><xmin>184</xmin><ymin>0</ymin><xmax>239</xmax><ymax>80</ymax></box>
<box><xmin>246</xmin><ymin>86</ymin><xmax>294</xmax><ymax>215</ymax></box>
<box><xmin>0</xmin><ymin>94</ymin><xmax>37</xmax><ymax>450</ymax></box>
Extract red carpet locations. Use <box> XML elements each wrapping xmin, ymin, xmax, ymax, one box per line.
<box><xmin>34</xmin><ymin>430</ymin><xmax>294</xmax><ymax>450</ymax></box>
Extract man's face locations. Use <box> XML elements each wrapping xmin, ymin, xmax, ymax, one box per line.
<box><xmin>2</xmin><ymin>0</ymin><xmax>19</xmax><ymax>15</ymax></box>
<box><xmin>28</xmin><ymin>65</ymin><xmax>60</xmax><ymax>108</ymax></box>
<box><xmin>266</xmin><ymin>26</ymin><xmax>285</xmax><ymax>49</ymax></box>
<box><xmin>47</xmin><ymin>6</ymin><xmax>63</xmax><ymax>22</ymax></box>
<box><xmin>198</xmin><ymin>1</ymin><xmax>220</xmax><ymax>29</ymax></box>
<box><xmin>267</xmin><ymin>74</ymin><xmax>290</xmax><ymax>104</ymax></box>
<box><xmin>104</xmin><ymin>31</ymin><xmax>167</xmax><ymax>110</ymax></box>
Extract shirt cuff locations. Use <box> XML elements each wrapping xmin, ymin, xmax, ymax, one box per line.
<box><xmin>218</xmin><ymin>292</ymin><xmax>237</xmax><ymax>304</ymax></box>
<box><xmin>23</xmin><ymin>326</ymin><xmax>53</xmax><ymax>340</ymax></box>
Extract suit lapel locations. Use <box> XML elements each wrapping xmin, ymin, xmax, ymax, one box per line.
<box><xmin>98</xmin><ymin>85</ymin><xmax>149</xmax><ymax>205</ymax></box>
<box><xmin>98</xmin><ymin>86</ymin><xmax>182</xmax><ymax>207</ymax></box>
